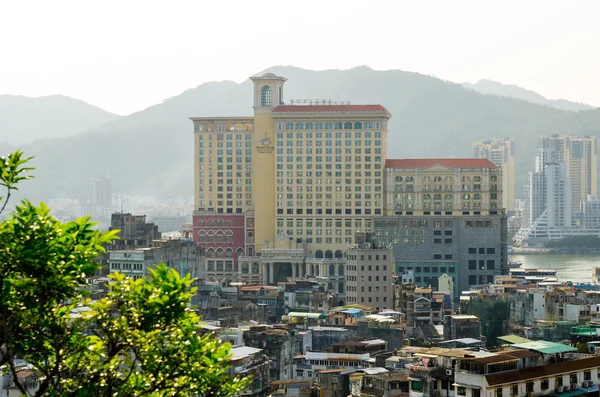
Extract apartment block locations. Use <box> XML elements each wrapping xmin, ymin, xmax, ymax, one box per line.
<box><xmin>345</xmin><ymin>242</ymin><xmax>394</xmax><ymax>310</ymax></box>
<box><xmin>474</xmin><ymin>138</ymin><xmax>516</xmax><ymax>212</ymax></box>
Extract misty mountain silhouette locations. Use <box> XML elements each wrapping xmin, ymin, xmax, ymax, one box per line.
<box><xmin>4</xmin><ymin>66</ymin><xmax>600</xmax><ymax>204</ymax></box>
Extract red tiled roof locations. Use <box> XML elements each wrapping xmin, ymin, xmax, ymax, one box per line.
<box><xmin>385</xmin><ymin>159</ymin><xmax>498</xmax><ymax>169</ymax></box>
<box><xmin>272</xmin><ymin>105</ymin><xmax>388</xmax><ymax>113</ymax></box>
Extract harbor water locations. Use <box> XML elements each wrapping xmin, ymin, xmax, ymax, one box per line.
<box><xmin>508</xmin><ymin>254</ymin><xmax>600</xmax><ymax>283</ymax></box>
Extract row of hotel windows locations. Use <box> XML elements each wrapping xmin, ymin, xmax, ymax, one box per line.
<box><xmin>277</xmin><ymin>131</ymin><xmax>382</xmax><ymax>139</ymax></box>
<box><xmin>277</xmin><ymin>219</ymin><xmax>372</xmax><ymax>228</ymax></box>
<box><xmin>395</xmin><ymin>202</ymin><xmax>498</xmax><ymax>210</ymax></box>
<box><xmin>197</xmin><ymin>133</ymin><xmax>252</xmax><ymax>140</ymax></box>
<box><xmin>277</xmin><ymin>229</ymin><xmax>358</xmax><ymax>237</ymax></box>
<box><xmin>277</xmin><ymin>148</ymin><xmax>382</xmax><ymax>156</ymax></box>
<box><xmin>279</xmin><ymin>121</ymin><xmax>381</xmax><ymax>130</ymax></box>
<box><xmin>277</xmin><ymin>140</ymin><xmax>382</xmax><ymax>147</ymax></box>
<box><xmin>198</xmin><ymin>164</ymin><xmax>252</xmax><ymax>171</ymax></box>
<box><xmin>395</xmin><ymin>175</ymin><xmax>488</xmax><ymax>183</ymax></box>
<box><xmin>198</xmin><ymin>157</ymin><xmax>251</xmax><ymax>164</ymax></box>
<box><xmin>276</xmin><ymin>163</ymin><xmax>383</xmax><ymax>171</ymax></box>
<box><xmin>276</xmin><ymin>208</ymin><xmax>382</xmax><ymax>215</ymax></box>
<box><xmin>194</xmin><ymin>124</ymin><xmax>253</xmax><ymax>132</ymax></box>
<box><xmin>277</xmin><ymin>171</ymin><xmax>382</xmax><ymax>179</ymax></box>
<box><xmin>277</xmin><ymin>157</ymin><xmax>382</xmax><ymax>167</ymax></box>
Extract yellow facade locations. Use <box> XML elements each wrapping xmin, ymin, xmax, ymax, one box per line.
<box><xmin>192</xmin><ymin>72</ymin><xmax>392</xmax><ymax>256</ymax></box>
<box><xmin>384</xmin><ymin>161</ymin><xmax>503</xmax><ymax>216</ymax></box>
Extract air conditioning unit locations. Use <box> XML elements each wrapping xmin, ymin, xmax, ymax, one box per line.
<box><xmin>445</xmin><ymin>369</ymin><xmax>453</xmax><ymax>376</ymax></box>
<box><xmin>555</xmin><ymin>387</ymin><xmax>563</xmax><ymax>393</ymax></box>
<box><xmin>571</xmin><ymin>384</ymin><xmax>578</xmax><ymax>390</ymax></box>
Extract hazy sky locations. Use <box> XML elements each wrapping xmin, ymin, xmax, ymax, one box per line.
<box><xmin>2</xmin><ymin>0</ymin><xmax>599</xmax><ymax>115</ymax></box>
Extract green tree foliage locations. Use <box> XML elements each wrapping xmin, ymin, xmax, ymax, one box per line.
<box><xmin>0</xmin><ymin>151</ymin><xmax>249</xmax><ymax>396</ymax></box>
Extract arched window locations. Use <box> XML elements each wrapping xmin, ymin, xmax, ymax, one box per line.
<box><xmin>354</xmin><ymin>122</ymin><xmax>362</xmax><ymax>129</ymax></box>
<box><xmin>207</xmin><ymin>248</ymin><xmax>214</xmax><ymax>258</ymax></box>
<box><xmin>329</xmin><ymin>265</ymin><xmax>335</xmax><ymax>276</ymax></box>
<box><xmin>252</xmin><ymin>263</ymin><xmax>259</xmax><ymax>273</ymax></box>
<box><xmin>315</xmin><ymin>122</ymin><xmax>323</xmax><ymax>129</ymax></box>
<box><xmin>295</xmin><ymin>122</ymin><xmax>303</xmax><ymax>130</ymax></box>
<box><xmin>445</xmin><ymin>194</ymin><xmax>453</xmax><ymax>200</ymax></box>
<box><xmin>338</xmin><ymin>282</ymin><xmax>344</xmax><ymax>294</ymax></box>
<box><xmin>245</xmin><ymin>124</ymin><xmax>253</xmax><ymax>131</ymax></box>
<box><xmin>315</xmin><ymin>266</ymin><xmax>320</xmax><ymax>276</ymax></box>
<box><xmin>395</xmin><ymin>176</ymin><xmax>403</xmax><ymax>183</ymax></box>
<box><xmin>310</xmin><ymin>264</ymin><xmax>315</xmax><ymax>274</ymax></box>
<box><xmin>344</xmin><ymin>122</ymin><xmax>353</xmax><ymax>129</ymax></box>
<box><xmin>338</xmin><ymin>264</ymin><xmax>344</xmax><ymax>275</ymax></box>
<box><xmin>237</xmin><ymin>248</ymin><xmax>244</xmax><ymax>258</ymax></box>
<box><xmin>216</xmin><ymin>248</ymin><xmax>224</xmax><ymax>257</ymax></box>
<box><xmin>315</xmin><ymin>250</ymin><xmax>323</xmax><ymax>259</ymax></box>
<box><xmin>335</xmin><ymin>250</ymin><xmax>343</xmax><ymax>259</ymax></box>
<box><xmin>473</xmin><ymin>176</ymin><xmax>482</xmax><ymax>182</ymax></box>
<box><xmin>225</xmin><ymin>248</ymin><xmax>233</xmax><ymax>257</ymax></box>
<box><xmin>325</xmin><ymin>250</ymin><xmax>333</xmax><ymax>259</ymax></box>
<box><xmin>473</xmin><ymin>193</ymin><xmax>481</xmax><ymax>200</ymax></box>
<box><xmin>334</xmin><ymin>122</ymin><xmax>343</xmax><ymax>129</ymax></box>
<box><xmin>434</xmin><ymin>194</ymin><xmax>442</xmax><ymax>200</ymax></box>
<box><xmin>261</xmin><ymin>85</ymin><xmax>272</xmax><ymax>106</ymax></box>
<box><xmin>241</xmin><ymin>263</ymin><xmax>249</xmax><ymax>274</ymax></box>
<box><xmin>305</xmin><ymin>122</ymin><xmax>313</xmax><ymax>129</ymax></box>
<box><xmin>286</xmin><ymin>122</ymin><xmax>294</xmax><ymax>130</ymax></box>
<box><xmin>325</xmin><ymin>122</ymin><xmax>333</xmax><ymax>130</ymax></box>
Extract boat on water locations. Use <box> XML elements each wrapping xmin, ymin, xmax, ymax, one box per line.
<box><xmin>508</xmin><ymin>267</ymin><xmax>558</xmax><ymax>283</ymax></box>
<box><xmin>507</xmin><ymin>261</ymin><xmax>522</xmax><ymax>269</ymax></box>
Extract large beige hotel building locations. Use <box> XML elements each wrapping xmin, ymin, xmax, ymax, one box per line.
<box><xmin>191</xmin><ymin>73</ymin><xmax>391</xmax><ymax>286</ymax></box>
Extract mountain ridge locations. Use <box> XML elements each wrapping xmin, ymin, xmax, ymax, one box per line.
<box><xmin>4</xmin><ymin>66</ymin><xmax>600</xmax><ymax>204</ymax></box>
<box><xmin>0</xmin><ymin>94</ymin><xmax>121</xmax><ymax>145</ymax></box>
<box><xmin>462</xmin><ymin>79</ymin><xmax>594</xmax><ymax>112</ymax></box>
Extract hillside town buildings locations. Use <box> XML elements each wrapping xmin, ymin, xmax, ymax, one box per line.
<box><xmin>515</xmin><ymin>135</ymin><xmax>600</xmax><ymax>246</ymax></box>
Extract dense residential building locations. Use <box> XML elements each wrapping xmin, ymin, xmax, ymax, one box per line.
<box><xmin>474</xmin><ymin>138</ymin><xmax>516</xmax><ymax>212</ymax></box>
<box><xmin>107</xmin><ymin>238</ymin><xmax>204</xmax><ymax>280</ymax></box>
<box><xmin>375</xmin><ymin>159</ymin><xmax>507</xmax><ymax>296</ymax></box>
<box><xmin>345</xmin><ymin>240</ymin><xmax>393</xmax><ymax>309</ymax></box>
<box><xmin>515</xmin><ymin>137</ymin><xmax>600</xmax><ymax>246</ymax></box>
<box><xmin>540</xmin><ymin>134</ymin><xmax>597</xmax><ymax>212</ymax></box>
<box><xmin>454</xmin><ymin>354</ymin><xmax>600</xmax><ymax>397</ymax></box>
<box><xmin>191</xmin><ymin>72</ymin><xmax>391</xmax><ymax>283</ymax></box>
<box><xmin>229</xmin><ymin>346</ymin><xmax>271</xmax><ymax>397</ymax></box>
<box><xmin>89</xmin><ymin>176</ymin><xmax>112</xmax><ymax>207</ymax></box>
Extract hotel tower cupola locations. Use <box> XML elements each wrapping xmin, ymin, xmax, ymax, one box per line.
<box><xmin>250</xmin><ymin>72</ymin><xmax>286</xmax><ymax>113</ymax></box>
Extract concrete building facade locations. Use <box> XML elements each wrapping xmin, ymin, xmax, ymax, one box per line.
<box><xmin>375</xmin><ymin>159</ymin><xmax>507</xmax><ymax>296</ymax></box>
<box><xmin>345</xmin><ymin>244</ymin><xmax>394</xmax><ymax>310</ymax></box>
<box><xmin>473</xmin><ymin>138</ymin><xmax>515</xmax><ymax>212</ymax></box>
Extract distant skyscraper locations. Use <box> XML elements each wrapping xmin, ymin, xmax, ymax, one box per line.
<box><xmin>473</xmin><ymin>138</ymin><xmax>515</xmax><ymax>212</ymax></box>
<box><xmin>539</xmin><ymin>134</ymin><xmax>597</xmax><ymax>212</ymax></box>
<box><xmin>89</xmin><ymin>177</ymin><xmax>112</xmax><ymax>207</ymax></box>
